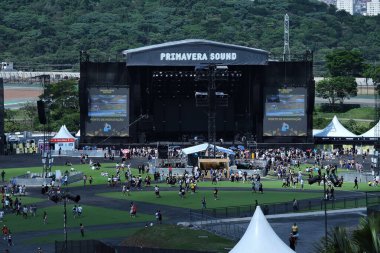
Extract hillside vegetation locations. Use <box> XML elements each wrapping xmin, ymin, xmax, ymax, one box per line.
<box><xmin>0</xmin><ymin>0</ymin><xmax>379</xmax><ymax>74</ymax></box>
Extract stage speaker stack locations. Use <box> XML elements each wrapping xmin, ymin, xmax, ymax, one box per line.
<box><xmin>37</xmin><ymin>100</ymin><xmax>47</xmax><ymax>125</ymax></box>
<box><xmin>0</xmin><ymin>78</ymin><xmax>4</xmax><ymax>155</ymax></box>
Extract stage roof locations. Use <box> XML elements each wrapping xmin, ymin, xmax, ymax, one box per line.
<box><xmin>122</xmin><ymin>39</ymin><xmax>269</xmax><ymax>66</ymax></box>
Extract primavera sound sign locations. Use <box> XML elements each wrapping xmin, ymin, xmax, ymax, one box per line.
<box><xmin>160</xmin><ymin>52</ymin><xmax>237</xmax><ymax>61</ymax></box>
<box><xmin>124</xmin><ymin>40</ymin><xmax>268</xmax><ymax>66</ymax></box>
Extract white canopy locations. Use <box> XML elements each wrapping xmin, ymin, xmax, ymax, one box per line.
<box><xmin>181</xmin><ymin>143</ymin><xmax>234</xmax><ymax>155</ymax></box>
<box><xmin>230</xmin><ymin>206</ymin><xmax>295</xmax><ymax>253</ymax></box>
<box><xmin>50</xmin><ymin>125</ymin><xmax>76</xmax><ymax>151</ymax></box>
<box><xmin>314</xmin><ymin>115</ymin><xmax>357</xmax><ymax>138</ymax></box>
<box><xmin>75</xmin><ymin>130</ymin><xmax>80</xmax><ymax>137</ymax></box>
<box><xmin>360</xmin><ymin>120</ymin><xmax>380</xmax><ymax>137</ymax></box>
<box><xmin>50</xmin><ymin>125</ymin><xmax>75</xmax><ymax>142</ymax></box>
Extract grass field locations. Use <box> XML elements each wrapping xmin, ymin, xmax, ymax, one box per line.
<box><xmin>121</xmin><ymin>224</ymin><xmax>235</xmax><ymax>252</ymax></box>
<box><xmin>314</xmin><ymin>107</ymin><xmax>375</xmax><ymax>120</ymax></box>
<box><xmin>2</xmin><ymin>204</ymin><xmax>153</xmax><ymax>234</ymax></box>
<box><xmin>98</xmin><ymin>190</ymin><xmax>322</xmax><ymax>209</ymax></box>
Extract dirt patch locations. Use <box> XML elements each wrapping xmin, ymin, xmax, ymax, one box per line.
<box><xmin>4</xmin><ymin>87</ymin><xmax>43</xmax><ymax>100</ymax></box>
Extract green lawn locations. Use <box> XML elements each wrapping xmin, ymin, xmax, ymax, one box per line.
<box><xmin>6</xmin><ymin>196</ymin><xmax>47</xmax><ymax>205</ymax></box>
<box><xmin>2</xmin><ymin>204</ymin><xmax>153</xmax><ymax>233</ymax></box>
<box><xmin>98</xmin><ymin>190</ymin><xmax>322</xmax><ymax>209</ymax></box>
<box><xmin>121</xmin><ymin>224</ymin><xmax>235</xmax><ymax>252</ymax></box>
<box><xmin>314</xmin><ymin>107</ymin><xmax>375</xmax><ymax>120</ymax></box>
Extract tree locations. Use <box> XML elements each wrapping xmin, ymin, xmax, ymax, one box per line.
<box><xmin>326</xmin><ymin>49</ymin><xmax>365</xmax><ymax>77</ymax></box>
<box><xmin>39</xmin><ymin>79</ymin><xmax>79</xmax><ymax>132</ymax></box>
<box><xmin>316</xmin><ymin>76</ymin><xmax>357</xmax><ymax>106</ymax></box>
<box><xmin>4</xmin><ymin>109</ymin><xmax>21</xmax><ymax>132</ymax></box>
<box><xmin>315</xmin><ymin>215</ymin><xmax>380</xmax><ymax>253</ymax></box>
<box><xmin>20</xmin><ymin>102</ymin><xmax>38</xmax><ymax>130</ymax></box>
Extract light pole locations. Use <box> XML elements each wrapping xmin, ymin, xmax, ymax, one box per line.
<box><xmin>49</xmin><ymin>191</ymin><xmax>80</xmax><ymax>252</ymax></box>
<box><xmin>323</xmin><ymin>173</ymin><xmax>327</xmax><ymax>252</ymax></box>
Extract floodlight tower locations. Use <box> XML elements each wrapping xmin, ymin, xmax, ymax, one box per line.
<box><xmin>375</xmin><ymin>85</ymin><xmax>380</xmax><ymax>174</ymax></box>
<box><xmin>283</xmin><ymin>13</ymin><xmax>290</xmax><ymax>62</ymax></box>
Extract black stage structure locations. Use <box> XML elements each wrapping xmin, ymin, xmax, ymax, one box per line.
<box><xmin>79</xmin><ymin>39</ymin><xmax>314</xmax><ymax>147</ymax></box>
<box><xmin>0</xmin><ymin>78</ymin><xmax>4</xmax><ymax>154</ymax></box>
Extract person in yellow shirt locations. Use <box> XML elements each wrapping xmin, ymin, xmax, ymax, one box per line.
<box><xmin>291</xmin><ymin>223</ymin><xmax>299</xmax><ymax>237</ymax></box>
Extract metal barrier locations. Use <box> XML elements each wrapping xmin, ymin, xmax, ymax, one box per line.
<box><xmin>55</xmin><ymin>240</ymin><xmax>114</xmax><ymax>253</ymax></box>
<box><xmin>189</xmin><ymin>211</ymin><xmax>246</xmax><ymax>241</ymax></box>
<box><xmin>190</xmin><ymin>192</ymin><xmax>380</xmax><ymax>219</ymax></box>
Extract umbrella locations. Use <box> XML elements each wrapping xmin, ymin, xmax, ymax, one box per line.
<box><xmin>237</xmin><ymin>145</ymin><xmax>245</xmax><ymax>151</ymax></box>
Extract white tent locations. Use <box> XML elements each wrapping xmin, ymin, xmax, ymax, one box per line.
<box><xmin>181</xmin><ymin>143</ymin><xmax>234</xmax><ymax>155</ymax></box>
<box><xmin>75</xmin><ymin>130</ymin><xmax>80</xmax><ymax>138</ymax></box>
<box><xmin>50</xmin><ymin>125</ymin><xmax>76</xmax><ymax>151</ymax></box>
<box><xmin>314</xmin><ymin>115</ymin><xmax>357</xmax><ymax>138</ymax></box>
<box><xmin>230</xmin><ymin>206</ymin><xmax>295</xmax><ymax>253</ymax></box>
<box><xmin>360</xmin><ymin>120</ymin><xmax>380</xmax><ymax>138</ymax></box>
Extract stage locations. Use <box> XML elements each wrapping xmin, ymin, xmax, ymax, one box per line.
<box><xmin>79</xmin><ymin>39</ymin><xmax>314</xmax><ymax>147</ymax></box>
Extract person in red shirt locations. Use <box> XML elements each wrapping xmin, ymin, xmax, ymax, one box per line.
<box><xmin>2</xmin><ymin>225</ymin><xmax>9</xmax><ymax>240</ymax></box>
<box><xmin>168</xmin><ymin>166</ymin><xmax>173</xmax><ymax>177</ymax></box>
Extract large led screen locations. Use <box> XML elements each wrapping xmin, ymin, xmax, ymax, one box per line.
<box><xmin>86</xmin><ymin>87</ymin><xmax>129</xmax><ymax>137</ymax></box>
<box><xmin>263</xmin><ymin>87</ymin><xmax>307</xmax><ymax>136</ymax></box>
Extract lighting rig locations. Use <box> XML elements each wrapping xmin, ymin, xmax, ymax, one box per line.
<box><xmin>151</xmin><ymin>66</ymin><xmax>242</xmax><ymax>152</ymax></box>
<box><xmin>47</xmin><ymin>189</ymin><xmax>81</xmax><ymax>252</ymax></box>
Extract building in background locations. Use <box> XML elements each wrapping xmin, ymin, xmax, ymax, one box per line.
<box><xmin>337</xmin><ymin>0</ymin><xmax>354</xmax><ymax>14</ymax></box>
<box><xmin>367</xmin><ymin>0</ymin><xmax>380</xmax><ymax>15</ymax></box>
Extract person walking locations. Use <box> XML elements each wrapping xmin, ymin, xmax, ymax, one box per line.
<box><xmin>258</xmin><ymin>183</ymin><xmax>263</xmax><ymax>194</ymax></box>
<box><xmin>354</xmin><ymin>177</ymin><xmax>359</xmax><ymax>189</ymax></box>
<box><xmin>43</xmin><ymin>211</ymin><xmax>48</xmax><ymax>224</ymax></box>
<box><xmin>213</xmin><ymin>187</ymin><xmax>218</xmax><ymax>200</ymax></box>
<box><xmin>80</xmin><ymin>223</ymin><xmax>84</xmax><ymax>237</ymax></box>
<box><xmin>202</xmin><ymin>196</ymin><xmax>207</xmax><ymax>209</ymax></box>
<box><xmin>7</xmin><ymin>233</ymin><xmax>12</xmax><ymax>246</ymax></box>
<box><xmin>293</xmin><ymin>199</ymin><xmax>299</xmax><ymax>211</ymax></box>
<box><xmin>154</xmin><ymin>185</ymin><xmax>160</xmax><ymax>198</ymax></box>
<box><xmin>1</xmin><ymin>170</ymin><xmax>5</xmax><ymax>182</ymax></box>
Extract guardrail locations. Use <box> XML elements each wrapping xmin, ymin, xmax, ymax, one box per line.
<box><xmin>189</xmin><ymin>192</ymin><xmax>380</xmax><ymax>219</ymax></box>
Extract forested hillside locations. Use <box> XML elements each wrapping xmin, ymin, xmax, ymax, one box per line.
<box><xmin>0</xmin><ymin>0</ymin><xmax>379</xmax><ymax>74</ymax></box>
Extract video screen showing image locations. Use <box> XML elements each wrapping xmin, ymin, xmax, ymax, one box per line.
<box><xmin>263</xmin><ymin>87</ymin><xmax>307</xmax><ymax>137</ymax></box>
<box><xmin>265</xmin><ymin>94</ymin><xmax>305</xmax><ymax>117</ymax></box>
<box><xmin>88</xmin><ymin>95</ymin><xmax>127</xmax><ymax>117</ymax></box>
<box><xmin>86</xmin><ymin>87</ymin><xmax>129</xmax><ymax>137</ymax></box>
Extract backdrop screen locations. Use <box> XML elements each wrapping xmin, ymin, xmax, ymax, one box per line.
<box><xmin>263</xmin><ymin>87</ymin><xmax>307</xmax><ymax>136</ymax></box>
<box><xmin>86</xmin><ymin>87</ymin><xmax>129</xmax><ymax>137</ymax></box>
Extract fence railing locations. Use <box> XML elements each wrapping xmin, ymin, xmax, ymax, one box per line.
<box><xmin>189</xmin><ymin>192</ymin><xmax>380</xmax><ymax>220</ymax></box>
<box><xmin>188</xmin><ymin>192</ymin><xmax>380</xmax><ymax>242</ymax></box>
<box><xmin>189</xmin><ymin>211</ymin><xmax>246</xmax><ymax>241</ymax></box>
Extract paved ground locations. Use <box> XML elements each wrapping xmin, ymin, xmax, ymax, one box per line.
<box><xmin>0</xmin><ymin>155</ymin><xmax>374</xmax><ymax>253</ymax></box>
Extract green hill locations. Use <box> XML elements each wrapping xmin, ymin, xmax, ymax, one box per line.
<box><xmin>0</xmin><ymin>0</ymin><xmax>379</xmax><ymax>74</ymax></box>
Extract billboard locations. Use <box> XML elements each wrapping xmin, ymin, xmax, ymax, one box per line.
<box><xmin>86</xmin><ymin>87</ymin><xmax>129</xmax><ymax>137</ymax></box>
<box><xmin>263</xmin><ymin>87</ymin><xmax>307</xmax><ymax>136</ymax></box>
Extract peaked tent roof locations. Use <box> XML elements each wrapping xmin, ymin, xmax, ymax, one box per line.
<box><xmin>122</xmin><ymin>39</ymin><xmax>269</xmax><ymax>66</ymax></box>
<box><xmin>360</xmin><ymin>120</ymin><xmax>380</xmax><ymax>137</ymax></box>
<box><xmin>314</xmin><ymin>116</ymin><xmax>357</xmax><ymax>138</ymax></box>
<box><xmin>181</xmin><ymin>143</ymin><xmax>234</xmax><ymax>155</ymax></box>
<box><xmin>50</xmin><ymin>125</ymin><xmax>76</xmax><ymax>143</ymax></box>
<box><xmin>230</xmin><ymin>206</ymin><xmax>295</xmax><ymax>253</ymax></box>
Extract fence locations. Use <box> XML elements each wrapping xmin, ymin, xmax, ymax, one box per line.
<box><xmin>188</xmin><ymin>212</ymin><xmax>246</xmax><ymax>241</ymax></box>
<box><xmin>114</xmin><ymin>246</ymin><xmax>215</xmax><ymax>253</ymax></box>
<box><xmin>55</xmin><ymin>240</ymin><xmax>114</xmax><ymax>253</ymax></box>
<box><xmin>189</xmin><ymin>191</ymin><xmax>380</xmax><ymax>220</ymax></box>
<box><xmin>12</xmin><ymin>171</ymin><xmax>83</xmax><ymax>186</ymax></box>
